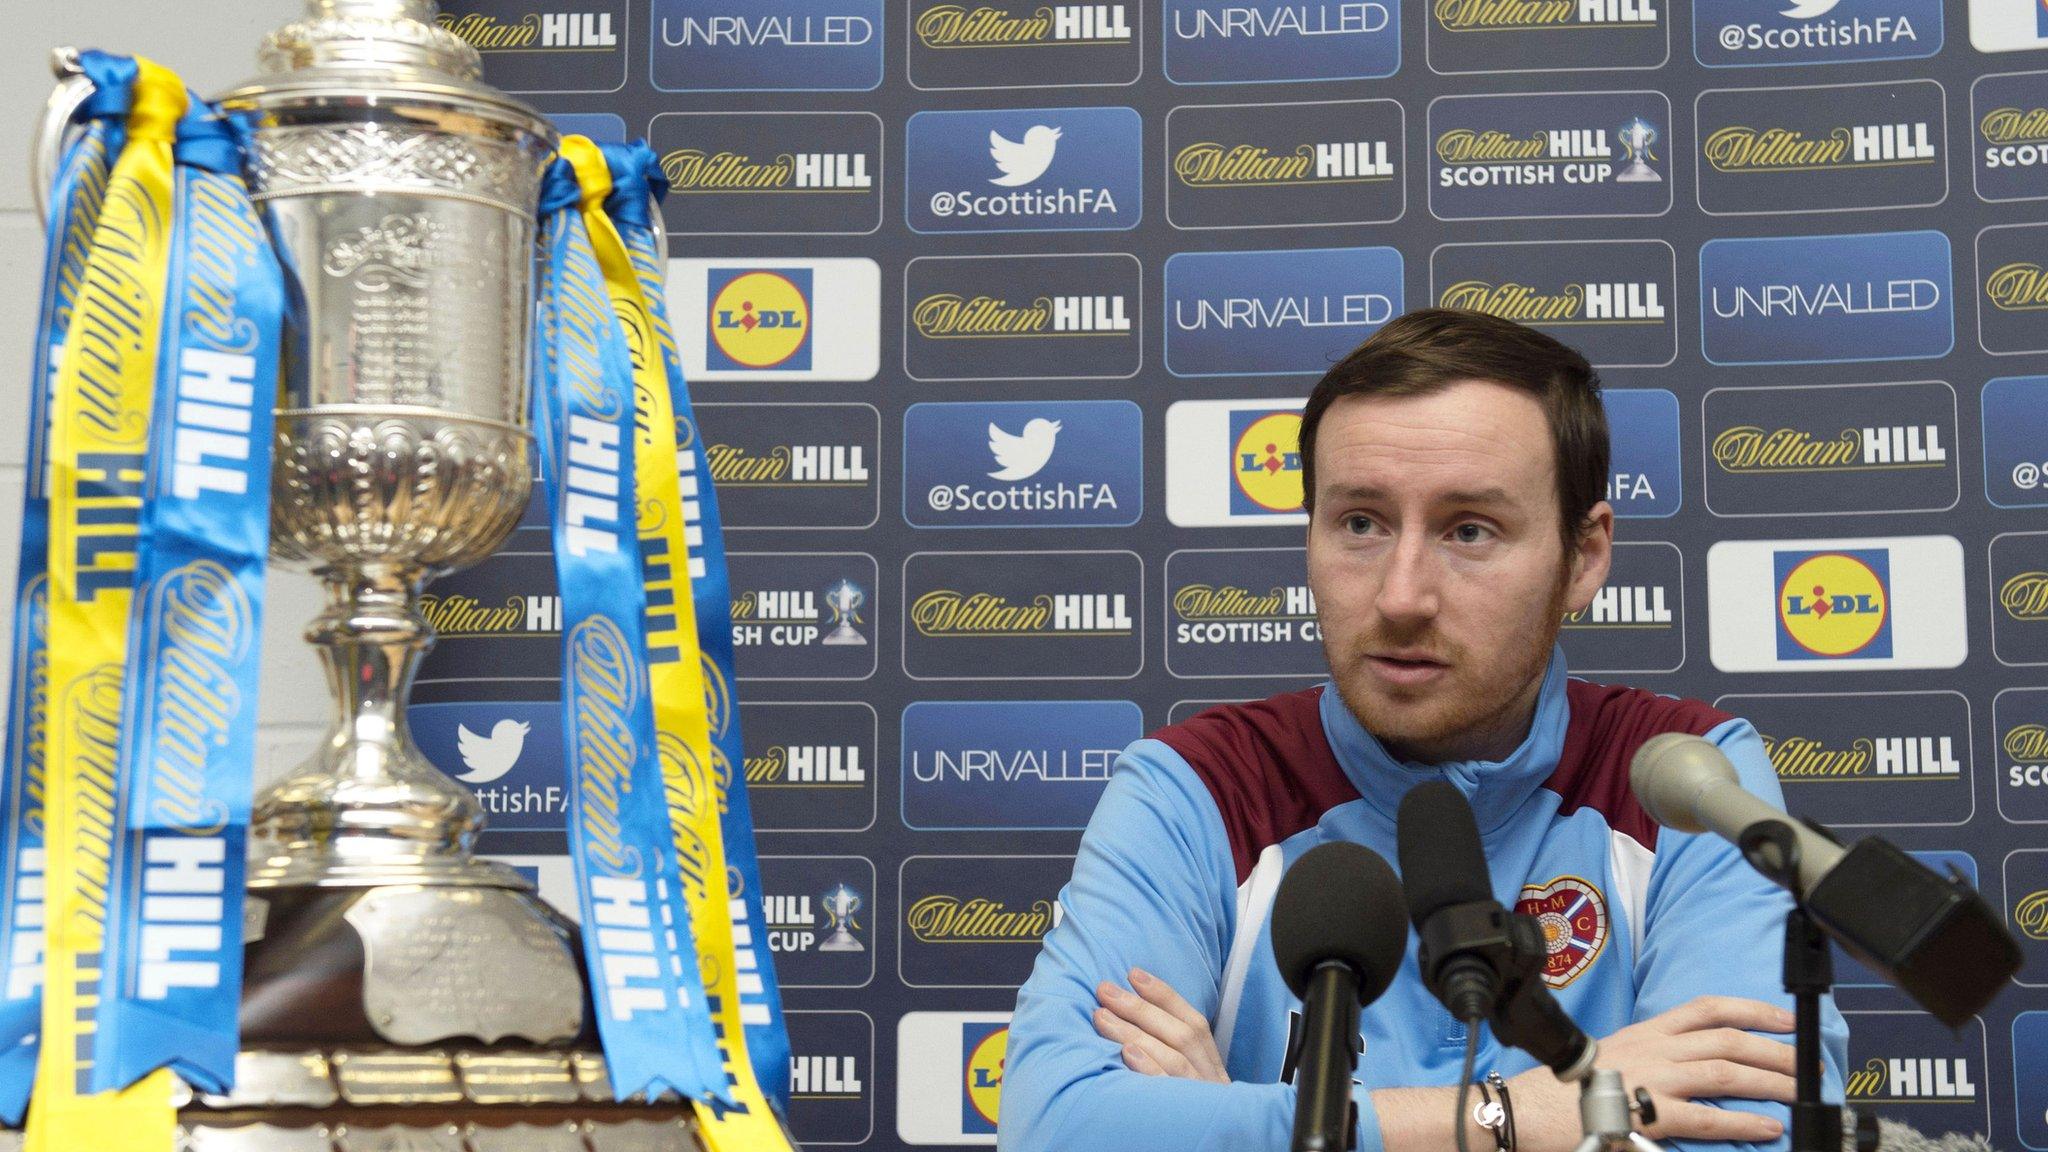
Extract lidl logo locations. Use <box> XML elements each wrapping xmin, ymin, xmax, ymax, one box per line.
<box><xmin>1230</xmin><ymin>411</ymin><xmax>1304</xmax><ymax>516</ymax></box>
<box><xmin>709</xmin><ymin>268</ymin><xmax>813</xmax><ymax>371</ymax></box>
<box><xmin>1776</xmin><ymin>549</ymin><xmax>1893</xmax><ymax>660</ymax></box>
<box><xmin>897</xmin><ymin>1011</ymin><xmax>1012</xmax><ymax>1144</ymax></box>
<box><xmin>963</xmin><ymin>1022</ymin><xmax>1007</xmax><ymax>1135</ymax></box>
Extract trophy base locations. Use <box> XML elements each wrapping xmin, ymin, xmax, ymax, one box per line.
<box><xmin>196</xmin><ymin>886</ymin><xmax>711</xmax><ymax>1148</ymax></box>
<box><xmin>171</xmin><ymin>1046</ymin><xmax>703</xmax><ymax>1151</ymax></box>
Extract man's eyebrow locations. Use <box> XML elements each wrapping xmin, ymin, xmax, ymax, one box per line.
<box><xmin>1324</xmin><ymin>484</ymin><xmax>1517</xmax><ymax>507</ymax></box>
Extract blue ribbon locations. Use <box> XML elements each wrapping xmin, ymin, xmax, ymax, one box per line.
<box><xmin>604</xmin><ymin>140</ymin><xmax>793</xmax><ymax>1108</ymax></box>
<box><xmin>0</xmin><ymin>50</ymin><xmax>134</xmax><ymax>1124</ymax></box>
<box><xmin>93</xmin><ymin>96</ymin><xmax>285</xmax><ymax>1096</ymax></box>
<box><xmin>534</xmin><ymin>158</ymin><xmax>724</xmax><ymax>1104</ymax></box>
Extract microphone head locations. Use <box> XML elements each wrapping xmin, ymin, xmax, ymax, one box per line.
<box><xmin>1269</xmin><ymin>842</ymin><xmax>1409</xmax><ymax>1007</ymax></box>
<box><xmin>1629</xmin><ymin>732</ymin><xmax>1740</xmax><ymax>835</ymax></box>
<box><xmin>1395</xmin><ymin>779</ymin><xmax>1490</xmax><ymax>929</ymax></box>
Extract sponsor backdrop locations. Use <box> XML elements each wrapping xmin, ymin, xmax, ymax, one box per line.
<box><xmin>416</xmin><ymin>1</ymin><xmax>2048</xmax><ymax>1146</ymax></box>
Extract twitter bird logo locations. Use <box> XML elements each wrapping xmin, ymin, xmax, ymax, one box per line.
<box><xmin>989</xmin><ymin>125</ymin><xmax>1062</xmax><ymax>187</ymax></box>
<box><xmin>988</xmin><ymin>418</ymin><xmax>1062</xmax><ymax>481</ymax></box>
<box><xmin>456</xmin><ymin>719</ymin><xmax>530</xmax><ymax>784</ymax></box>
<box><xmin>1778</xmin><ymin>0</ymin><xmax>1839</xmax><ymax>16</ymax></box>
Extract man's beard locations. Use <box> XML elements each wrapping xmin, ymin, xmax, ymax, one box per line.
<box><xmin>1323</xmin><ymin>568</ymin><xmax>1572</xmax><ymax>764</ymax></box>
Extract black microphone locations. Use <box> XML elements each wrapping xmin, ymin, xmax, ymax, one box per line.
<box><xmin>1632</xmin><ymin>733</ymin><xmax>2020</xmax><ymax>1026</ymax></box>
<box><xmin>1269</xmin><ymin>842</ymin><xmax>1409</xmax><ymax>1152</ymax></box>
<box><xmin>1397</xmin><ymin>781</ymin><xmax>1595</xmax><ymax>1080</ymax></box>
<box><xmin>1396</xmin><ymin>780</ymin><xmax>1523</xmax><ymax>1023</ymax></box>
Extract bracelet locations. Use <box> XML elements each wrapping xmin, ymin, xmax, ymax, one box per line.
<box><xmin>1471</xmin><ymin>1072</ymin><xmax>1516</xmax><ymax>1152</ymax></box>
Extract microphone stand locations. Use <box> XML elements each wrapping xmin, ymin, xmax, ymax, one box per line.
<box><xmin>1737</xmin><ymin>821</ymin><xmax>1862</xmax><ymax>1152</ymax></box>
<box><xmin>1571</xmin><ymin>1068</ymin><xmax>1663</xmax><ymax>1152</ymax></box>
<box><xmin>1491</xmin><ymin>977</ymin><xmax>1666</xmax><ymax>1152</ymax></box>
<box><xmin>1293</xmin><ymin>960</ymin><xmax>1362</xmax><ymax>1152</ymax></box>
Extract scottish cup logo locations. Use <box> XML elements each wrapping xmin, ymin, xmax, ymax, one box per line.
<box><xmin>1615</xmin><ymin>116</ymin><xmax>1661</xmax><ymax>182</ymax></box>
<box><xmin>822</xmin><ymin>579</ymin><xmax>868</xmax><ymax>646</ymax></box>
<box><xmin>818</xmin><ymin>882</ymin><xmax>865</xmax><ymax>952</ymax></box>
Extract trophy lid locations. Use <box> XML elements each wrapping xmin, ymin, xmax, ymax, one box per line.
<box><xmin>217</xmin><ymin>0</ymin><xmax>555</xmax><ymax>145</ymax></box>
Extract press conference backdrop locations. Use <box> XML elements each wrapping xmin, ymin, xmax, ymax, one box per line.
<box><xmin>78</xmin><ymin>0</ymin><xmax>2048</xmax><ymax>1146</ymax></box>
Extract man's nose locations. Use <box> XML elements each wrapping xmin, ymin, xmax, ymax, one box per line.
<box><xmin>1375</xmin><ymin>534</ymin><xmax>1441</xmax><ymax>623</ymax></box>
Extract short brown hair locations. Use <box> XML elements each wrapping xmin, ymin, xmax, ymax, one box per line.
<box><xmin>1298</xmin><ymin>308</ymin><xmax>1609</xmax><ymax>552</ymax></box>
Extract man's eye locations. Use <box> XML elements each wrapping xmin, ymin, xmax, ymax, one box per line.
<box><xmin>1344</xmin><ymin>515</ymin><xmax>1376</xmax><ymax>535</ymax></box>
<box><xmin>1452</xmin><ymin>523</ymin><xmax>1491</xmax><ymax>544</ymax></box>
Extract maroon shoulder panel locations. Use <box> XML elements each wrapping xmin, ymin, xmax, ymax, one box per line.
<box><xmin>1148</xmin><ymin>687</ymin><xmax>1360</xmax><ymax>885</ymax></box>
<box><xmin>1547</xmin><ymin>679</ymin><xmax>1735</xmax><ymax>851</ymax></box>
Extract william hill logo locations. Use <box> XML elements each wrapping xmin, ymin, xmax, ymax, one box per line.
<box><xmin>906</xmin><ymin>895</ymin><xmax>1059</xmax><ymax>943</ymax></box>
<box><xmin>789</xmin><ymin>1054</ymin><xmax>864</xmax><ymax>1098</ymax></box>
<box><xmin>1981</xmin><ymin>106</ymin><xmax>2048</xmax><ymax>146</ymax></box>
<box><xmin>2002</xmin><ymin>571</ymin><xmax>2048</xmax><ymax>620</ymax></box>
<box><xmin>913</xmin><ymin>294</ymin><xmax>1130</xmax><ymax>338</ymax></box>
<box><xmin>746</xmin><ymin>743</ymin><xmax>865</xmax><ymax>786</ymax></box>
<box><xmin>2016</xmin><ymin>889</ymin><xmax>2048</xmax><ymax>940</ymax></box>
<box><xmin>910</xmin><ymin>591</ymin><xmax>1133</xmax><ymax>637</ymax></box>
<box><xmin>1844</xmin><ymin>1057</ymin><xmax>1977</xmax><ymax>1101</ymax></box>
<box><xmin>1775</xmin><ymin>550</ymin><xmax>1893</xmax><ymax>661</ymax></box>
<box><xmin>1986</xmin><ymin>263</ymin><xmax>2048</xmax><ymax>312</ymax></box>
<box><xmin>2007</xmin><ymin>722</ymin><xmax>2048</xmax><ymax>787</ymax></box>
<box><xmin>733</xmin><ymin>589</ymin><xmax>818</xmax><ymax>625</ymax></box>
<box><xmin>1173</xmin><ymin>584</ymin><xmax>1317</xmax><ymax>619</ymax></box>
<box><xmin>1702</xmin><ymin>123</ymin><xmax>1936</xmax><ymax>173</ymax></box>
<box><xmin>1562</xmin><ymin>585</ymin><xmax>1672</xmax><ymax>627</ymax></box>
<box><xmin>916</xmin><ymin>4</ymin><xmax>1133</xmax><ymax>45</ymax></box>
<box><xmin>1762</xmin><ymin>734</ymin><xmax>1961</xmax><ymax>778</ymax></box>
<box><xmin>1712</xmin><ymin>426</ymin><xmax>1948</xmax><ymax>473</ymax></box>
<box><xmin>1437</xmin><ymin>127</ymin><xmax>1615</xmax><ymax>165</ymax></box>
<box><xmin>1174</xmin><ymin>140</ymin><xmax>1394</xmax><ymax>187</ymax></box>
<box><xmin>662</xmin><ymin>148</ymin><xmax>872</xmax><ymax>192</ymax></box>
<box><xmin>1438</xmin><ymin>280</ymin><xmax>1665</xmax><ymax>323</ymax></box>
<box><xmin>707</xmin><ymin>442</ymin><xmax>870</xmax><ymax>487</ymax></box>
<box><xmin>438</xmin><ymin>11</ymin><xmax>618</xmax><ymax>49</ymax></box>
<box><xmin>419</xmin><ymin>593</ymin><xmax>560</xmax><ymax>636</ymax></box>
<box><xmin>1435</xmin><ymin>0</ymin><xmax>1658</xmax><ymax>31</ymax></box>
<box><xmin>1173</xmin><ymin>584</ymin><xmax>1319</xmax><ymax>644</ymax></box>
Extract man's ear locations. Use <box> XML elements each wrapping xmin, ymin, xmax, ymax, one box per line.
<box><xmin>1563</xmin><ymin>500</ymin><xmax>1615</xmax><ymax>613</ymax></box>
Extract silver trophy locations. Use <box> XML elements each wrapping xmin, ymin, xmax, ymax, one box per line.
<box><xmin>1615</xmin><ymin>116</ymin><xmax>1663</xmax><ymax>183</ymax></box>
<box><xmin>821</xmin><ymin>578</ymin><xmax>868</xmax><ymax>646</ymax></box>
<box><xmin>817</xmin><ymin>883</ymin><xmax>865</xmax><ymax>954</ymax></box>
<box><xmin>35</xmin><ymin>2</ymin><xmax>707</xmax><ymax>1145</ymax></box>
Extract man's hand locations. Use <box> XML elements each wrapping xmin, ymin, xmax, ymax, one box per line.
<box><xmin>1096</xmin><ymin>971</ymin><xmax>1798</xmax><ymax>1152</ymax></box>
<box><xmin>1092</xmin><ymin>967</ymin><xmax>1229</xmax><ymax>1084</ymax></box>
<box><xmin>1499</xmin><ymin>994</ymin><xmax>1795</xmax><ymax>1151</ymax></box>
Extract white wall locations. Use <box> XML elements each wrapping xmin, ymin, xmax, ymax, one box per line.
<box><xmin>3</xmin><ymin>3</ymin><xmax>366</xmax><ymax>786</ymax></box>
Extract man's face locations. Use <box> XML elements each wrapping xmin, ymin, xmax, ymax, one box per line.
<box><xmin>1306</xmin><ymin>381</ymin><xmax>1612</xmax><ymax>764</ymax></box>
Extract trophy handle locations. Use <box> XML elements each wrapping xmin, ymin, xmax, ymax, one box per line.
<box><xmin>651</xmin><ymin>198</ymin><xmax>671</xmax><ymax>267</ymax></box>
<box><xmin>31</xmin><ymin>47</ymin><xmax>90</xmax><ymax>225</ymax></box>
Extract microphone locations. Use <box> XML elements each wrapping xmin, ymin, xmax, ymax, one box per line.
<box><xmin>1269</xmin><ymin>842</ymin><xmax>1409</xmax><ymax>1152</ymax></box>
<box><xmin>1396</xmin><ymin>780</ymin><xmax>1518</xmax><ymax>1024</ymax></box>
<box><xmin>1397</xmin><ymin>781</ymin><xmax>1596</xmax><ymax>1080</ymax></box>
<box><xmin>1630</xmin><ymin>733</ymin><xmax>2020</xmax><ymax>1027</ymax></box>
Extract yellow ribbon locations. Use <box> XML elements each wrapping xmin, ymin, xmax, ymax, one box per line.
<box><xmin>562</xmin><ymin>136</ymin><xmax>794</xmax><ymax>1151</ymax></box>
<box><xmin>27</xmin><ymin>57</ymin><xmax>184</xmax><ymax>1152</ymax></box>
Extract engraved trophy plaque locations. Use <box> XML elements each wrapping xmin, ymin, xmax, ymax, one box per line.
<box><xmin>29</xmin><ymin>2</ymin><xmax>705</xmax><ymax>1147</ymax></box>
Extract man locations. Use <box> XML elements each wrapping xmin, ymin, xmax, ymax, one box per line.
<box><xmin>999</xmin><ymin>309</ymin><xmax>1848</xmax><ymax>1152</ymax></box>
